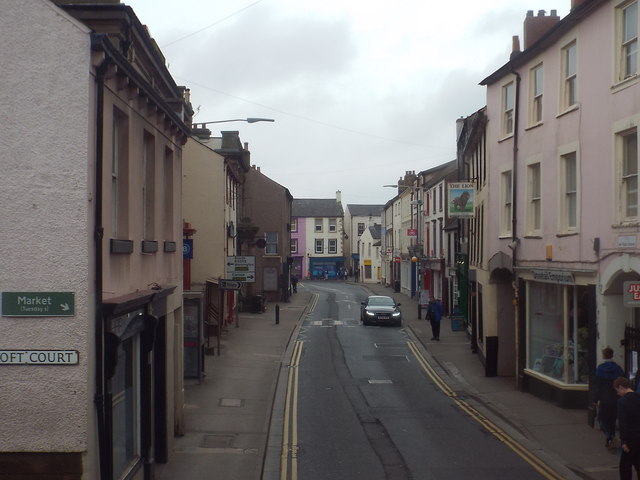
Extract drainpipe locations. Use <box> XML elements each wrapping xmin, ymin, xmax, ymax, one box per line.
<box><xmin>93</xmin><ymin>43</ymin><xmax>112</xmax><ymax>480</ymax></box>
<box><xmin>510</xmin><ymin>70</ymin><xmax>523</xmax><ymax>389</ymax></box>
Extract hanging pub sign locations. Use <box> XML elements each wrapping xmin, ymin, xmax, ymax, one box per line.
<box><xmin>448</xmin><ymin>182</ymin><xmax>475</xmax><ymax>218</ymax></box>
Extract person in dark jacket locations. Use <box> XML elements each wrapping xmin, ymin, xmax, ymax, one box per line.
<box><xmin>615</xmin><ymin>376</ymin><xmax>640</xmax><ymax>479</ymax></box>
<box><xmin>594</xmin><ymin>347</ymin><xmax>625</xmax><ymax>448</ymax></box>
<box><xmin>426</xmin><ymin>296</ymin><xmax>442</xmax><ymax>341</ymax></box>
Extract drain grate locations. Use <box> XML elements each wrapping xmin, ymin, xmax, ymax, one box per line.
<box><xmin>201</xmin><ymin>434</ymin><xmax>234</xmax><ymax>449</ymax></box>
<box><xmin>219</xmin><ymin>398</ymin><xmax>243</xmax><ymax>407</ymax></box>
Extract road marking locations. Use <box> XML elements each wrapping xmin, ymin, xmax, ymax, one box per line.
<box><xmin>281</xmin><ymin>340</ymin><xmax>303</xmax><ymax>480</ymax></box>
<box><xmin>407</xmin><ymin>341</ymin><xmax>566</xmax><ymax>480</ymax></box>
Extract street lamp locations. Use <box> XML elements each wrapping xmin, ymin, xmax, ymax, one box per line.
<box><xmin>192</xmin><ymin>118</ymin><xmax>275</xmax><ymax>128</ymax></box>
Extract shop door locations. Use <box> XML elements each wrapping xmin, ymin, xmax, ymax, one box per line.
<box><xmin>624</xmin><ymin>325</ymin><xmax>640</xmax><ymax>384</ymax></box>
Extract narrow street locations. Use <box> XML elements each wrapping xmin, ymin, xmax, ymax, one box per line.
<box><xmin>276</xmin><ymin>281</ymin><xmax>563</xmax><ymax>480</ymax></box>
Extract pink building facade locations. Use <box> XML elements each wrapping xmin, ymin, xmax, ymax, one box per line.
<box><xmin>482</xmin><ymin>0</ymin><xmax>640</xmax><ymax>407</ymax></box>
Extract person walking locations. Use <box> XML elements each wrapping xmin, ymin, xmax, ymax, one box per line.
<box><xmin>426</xmin><ymin>295</ymin><xmax>442</xmax><ymax>341</ymax></box>
<box><xmin>615</xmin><ymin>376</ymin><xmax>640</xmax><ymax>479</ymax></box>
<box><xmin>290</xmin><ymin>274</ymin><xmax>298</xmax><ymax>293</ymax></box>
<box><xmin>594</xmin><ymin>347</ymin><xmax>625</xmax><ymax>449</ymax></box>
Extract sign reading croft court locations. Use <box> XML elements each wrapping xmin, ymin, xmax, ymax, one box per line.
<box><xmin>1</xmin><ymin>292</ymin><xmax>75</xmax><ymax>317</ymax></box>
<box><xmin>0</xmin><ymin>350</ymin><xmax>79</xmax><ymax>365</ymax></box>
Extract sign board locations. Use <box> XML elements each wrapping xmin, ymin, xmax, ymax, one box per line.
<box><xmin>0</xmin><ymin>350</ymin><xmax>79</xmax><ymax>365</ymax></box>
<box><xmin>263</xmin><ymin>267</ymin><xmax>278</xmax><ymax>291</ymax></box>
<box><xmin>448</xmin><ymin>182</ymin><xmax>475</xmax><ymax>218</ymax></box>
<box><xmin>183</xmin><ymin>239</ymin><xmax>193</xmax><ymax>259</ymax></box>
<box><xmin>220</xmin><ymin>279</ymin><xmax>242</xmax><ymax>290</ymax></box>
<box><xmin>624</xmin><ymin>281</ymin><xmax>640</xmax><ymax>306</ymax></box>
<box><xmin>619</xmin><ymin>236</ymin><xmax>637</xmax><ymax>248</ymax></box>
<box><xmin>226</xmin><ymin>256</ymin><xmax>256</xmax><ymax>283</ymax></box>
<box><xmin>2</xmin><ymin>292</ymin><xmax>75</xmax><ymax>317</ymax></box>
<box><xmin>407</xmin><ymin>228</ymin><xmax>417</xmax><ymax>237</ymax></box>
<box><xmin>532</xmin><ymin>269</ymin><xmax>574</xmax><ymax>285</ymax></box>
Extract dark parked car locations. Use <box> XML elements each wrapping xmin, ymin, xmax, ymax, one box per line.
<box><xmin>360</xmin><ymin>295</ymin><xmax>402</xmax><ymax>326</ymax></box>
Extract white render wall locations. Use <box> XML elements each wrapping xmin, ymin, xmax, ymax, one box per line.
<box><xmin>0</xmin><ymin>1</ymin><xmax>92</xmax><ymax>451</ymax></box>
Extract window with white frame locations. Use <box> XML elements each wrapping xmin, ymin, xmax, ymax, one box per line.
<box><xmin>502</xmin><ymin>81</ymin><xmax>515</xmax><ymax>137</ymax></box>
<box><xmin>561</xmin><ymin>41</ymin><xmax>577</xmax><ymax>110</ymax></box>
<box><xmin>560</xmin><ymin>152</ymin><xmax>578</xmax><ymax>231</ymax></box>
<box><xmin>315</xmin><ymin>239</ymin><xmax>324</xmax><ymax>254</ymax></box>
<box><xmin>112</xmin><ymin>108</ymin><xmax>129</xmax><ymax>238</ymax></box>
<box><xmin>315</xmin><ymin>218</ymin><xmax>323</xmax><ymax>232</ymax></box>
<box><xmin>329</xmin><ymin>218</ymin><xmax>337</xmax><ymax>232</ymax></box>
<box><xmin>265</xmin><ymin>232</ymin><xmax>278</xmax><ymax>254</ymax></box>
<box><xmin>528</xmin><ymin>163</ymin><xmax>542</xmax><ymax>234</ymax></box>
<box><xmin>290</xmin><ymin>238</ymin><xmax>298</xmax><ymax>254</ymax></box>
<box><xmin>530</xmin><ymin>63</ymin><xmax>543</xmax><ymax>125</ymax></box>
<box><xmin>291</xmin><ymin>218</ymin><xmax>298</xmax><ymax>232</ymax></box>
<box><xmin>357</xmin><ymin>222</ymin><xmax>365</xmax><ymax>235</ymax></box>
<box><xmin>619</xmin><ymin>1</ymin><xmax>638</xmax><ymax>81</ymax></box>
<box><xmin>621</xmin><ymin>128</ymin><xmax>639</xmax><ymax>219</ymax></box>
<box><xmin>163</xmin><ymin>148</ymin><xmax>174</xmax><ymax>239</ymax></box>
<box><xmin>501</xmin><ymin>170</ymin><xmax>513</xmax><ymax>236</ymax></box>
<box><xmin>142</xmin><ymin>132</ymin><xmax>155</xmax><ymax>241</ymax></box>
<box><xmin>328</xmin><ymin>239</ymin><xmax>337</xmax><ymax>254</ymax></box>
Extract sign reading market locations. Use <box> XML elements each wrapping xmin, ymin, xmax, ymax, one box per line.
<box><xmin>448</xmin><ymin>182</ymin><xmax>475</xmax><ymax>218</ymax></box>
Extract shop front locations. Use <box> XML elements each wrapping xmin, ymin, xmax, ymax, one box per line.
<box><xmin>308</xmin><ymin>257</ymin><xmax>345</xmax><ymax>279</ymax></box>
<box><xmin>520</xmin><ymin>268</ymin><xmax>596</xmax><ymax>408</ymax></box>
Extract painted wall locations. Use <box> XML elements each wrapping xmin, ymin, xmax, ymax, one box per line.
<box><xmin>183</xmin><ymin>137</ymin><xmax>226</xmax><ymax>288</ymax></box>
<box><xmin>0</xmin><ymin>0</ymin><xmax>92</xmax><ymax>451</ymax></box>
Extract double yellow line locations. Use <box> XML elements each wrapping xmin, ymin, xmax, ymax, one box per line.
<box><xmin>407</xmin><ymin>341</ymin><xmax>566</xmax><ymax>480</ymax></box>
<box><xmin>281</xmin><ymin>340</ymin><xmax>303</xmax><ymax>480</ymax></box>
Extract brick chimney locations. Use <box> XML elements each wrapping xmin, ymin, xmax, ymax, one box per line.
<box><xmin>523</xmin><ymin>9</ymin><xmax>560</xmax><ymax>50</ymax></box>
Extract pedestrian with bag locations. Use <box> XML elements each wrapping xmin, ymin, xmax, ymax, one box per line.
<box><xmin>425</xmin><ymin>295</ymin><xmax>442</xmax><ymax>341</ymax></box>
<box><xmin>594</xmin><ymin>347</ymin><xmax>625</xmax><ymax>449</ymax></box>
<box><xmin>615</xmin><ymin>376</ymin><xmax>640</xmax><ymax>479</ymax></box>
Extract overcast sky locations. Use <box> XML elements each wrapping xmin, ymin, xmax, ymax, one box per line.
<box><xmin>124</xmin><ymin>0</ymin><xmax>569</xmax><ymax>207</ymax></box>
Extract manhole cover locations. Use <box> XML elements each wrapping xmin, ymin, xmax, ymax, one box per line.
<box><xmin>219</xmin><ymin>398</ymin><xmax>243</xmax><ymax>407</ymax></box>
<box><xmin>201</xmin><ymin>434</ymin><xmax>234</xmax><ymax>449</ymax></box>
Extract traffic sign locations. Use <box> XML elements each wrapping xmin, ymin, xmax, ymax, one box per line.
<box><xmin>226</xmin><ymin>256</ymin><xmax>256</xmax><ymax>283</ymax></box>
<box><xmin>2</xmin><ymin>292</ymin><xmax>75</xmax><ymax>317</ymax></box>
<box><xmin>220</xmin><ymin>279</ymin><xmax>242</xmax><ymax>290</ymax></box>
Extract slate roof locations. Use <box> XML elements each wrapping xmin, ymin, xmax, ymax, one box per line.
<box><xmin>368</xmin><ymin>224</ymin><xmax>382</xmax><ymax>240</ymax></box>
<box><xmin>292</xmin><ymin>199</ymin><xmax>344</xmax><ymax>217</ymax></box>
<box><xmin>346</xmin><ymin>204</ymin><xmax>384</xmax><ymax>217</ymax></box>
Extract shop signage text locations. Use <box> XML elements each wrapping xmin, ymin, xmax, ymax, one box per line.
<box><xmin>624</xmin><ymin>281</ymin><xmax>640</xmax><ymax>306</ymax></box>
<box><xmin>532</xmin><ymin>270</ymin><xmax>574</xmax><ymax>285</ymax></box>
<box><xmin>0</xmin><ymin>350</ymin><xmax>79</xmax><ymax>365</ymax></box>
<box><xmin>2</xmin><ymin>292</ymin><xmax>75</xmax><ymax>317</ymax></box>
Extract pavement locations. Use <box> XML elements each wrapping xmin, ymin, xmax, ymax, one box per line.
<box><xmin>156</xmin><ymin>281</ymin><xmax>621</xmax><ymax>480</ymax></box>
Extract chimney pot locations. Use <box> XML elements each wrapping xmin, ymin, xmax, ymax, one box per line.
<box><xmin>523</xmin><ymin>8</ymin><xmax>560</xmax><ymax>49</ymax></box>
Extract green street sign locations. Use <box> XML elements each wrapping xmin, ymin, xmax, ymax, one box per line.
<box><xmin>2</xmin><ymin>292</ymin><xmax>75</xmax><ymax>317</ymax></box>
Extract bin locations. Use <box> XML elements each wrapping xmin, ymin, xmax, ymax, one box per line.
<box><xmin>450</xmin><ymin>315</ymin><xmax>465</xmax><ymax>331</ymax></box>
<box><xmin>251</xmin><ymin>295</ymin><xmax>264</xmax><ymax>313</ymax></box>
<box><xmin>394</xmin><ymin>281</ymin><xmax>400</xmax><ymax>293</ymax></box>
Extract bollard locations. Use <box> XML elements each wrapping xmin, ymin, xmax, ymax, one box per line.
<box><xmin>418</xmin><ymin>304</ymin><xmax>422</xmax><ymax>320</ymax></box>
<box><xmin>275</xmin><ymin>304</ymin><xmax>280</xmax><ymax>325</ymax></box>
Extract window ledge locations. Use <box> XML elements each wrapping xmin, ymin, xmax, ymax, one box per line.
<box><xmin>498</xmin><ymin>133</ymin><xmax>514</xmax><ymax>143</ymax></box>
<box><xmin>524</xmin><ymin>234</ymin><xmax>542</xmax><ymax>239</ymax></box>
<box><xmin>556</xmin><ymin>231</ymin><xmax>578</xmax><ymax>238</ymax></box>
<box><xmin>525</xmin><ymin>121</ymin><xmax>544</xmax><ymax>131</ymax></box>
<box><xmin>556</xmin><ymin>104</ymin><xmax>579</xmax><ymax>119</ymax></box>
<box><xmin>612</xmin><ymin>74</ymin><xmax>640</xmax><ymax>93</ymax></box>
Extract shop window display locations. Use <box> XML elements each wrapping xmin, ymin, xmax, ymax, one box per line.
<box><xmin>528</xmin><ymin>283</ymin><xmax>589</xmax><ymax>384</ymax></box>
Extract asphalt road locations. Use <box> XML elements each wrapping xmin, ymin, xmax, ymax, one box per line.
<box><xmin>282</xmin><ymin>281</ymin><xmax>555</xmax><ymax>480</ymax></box>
